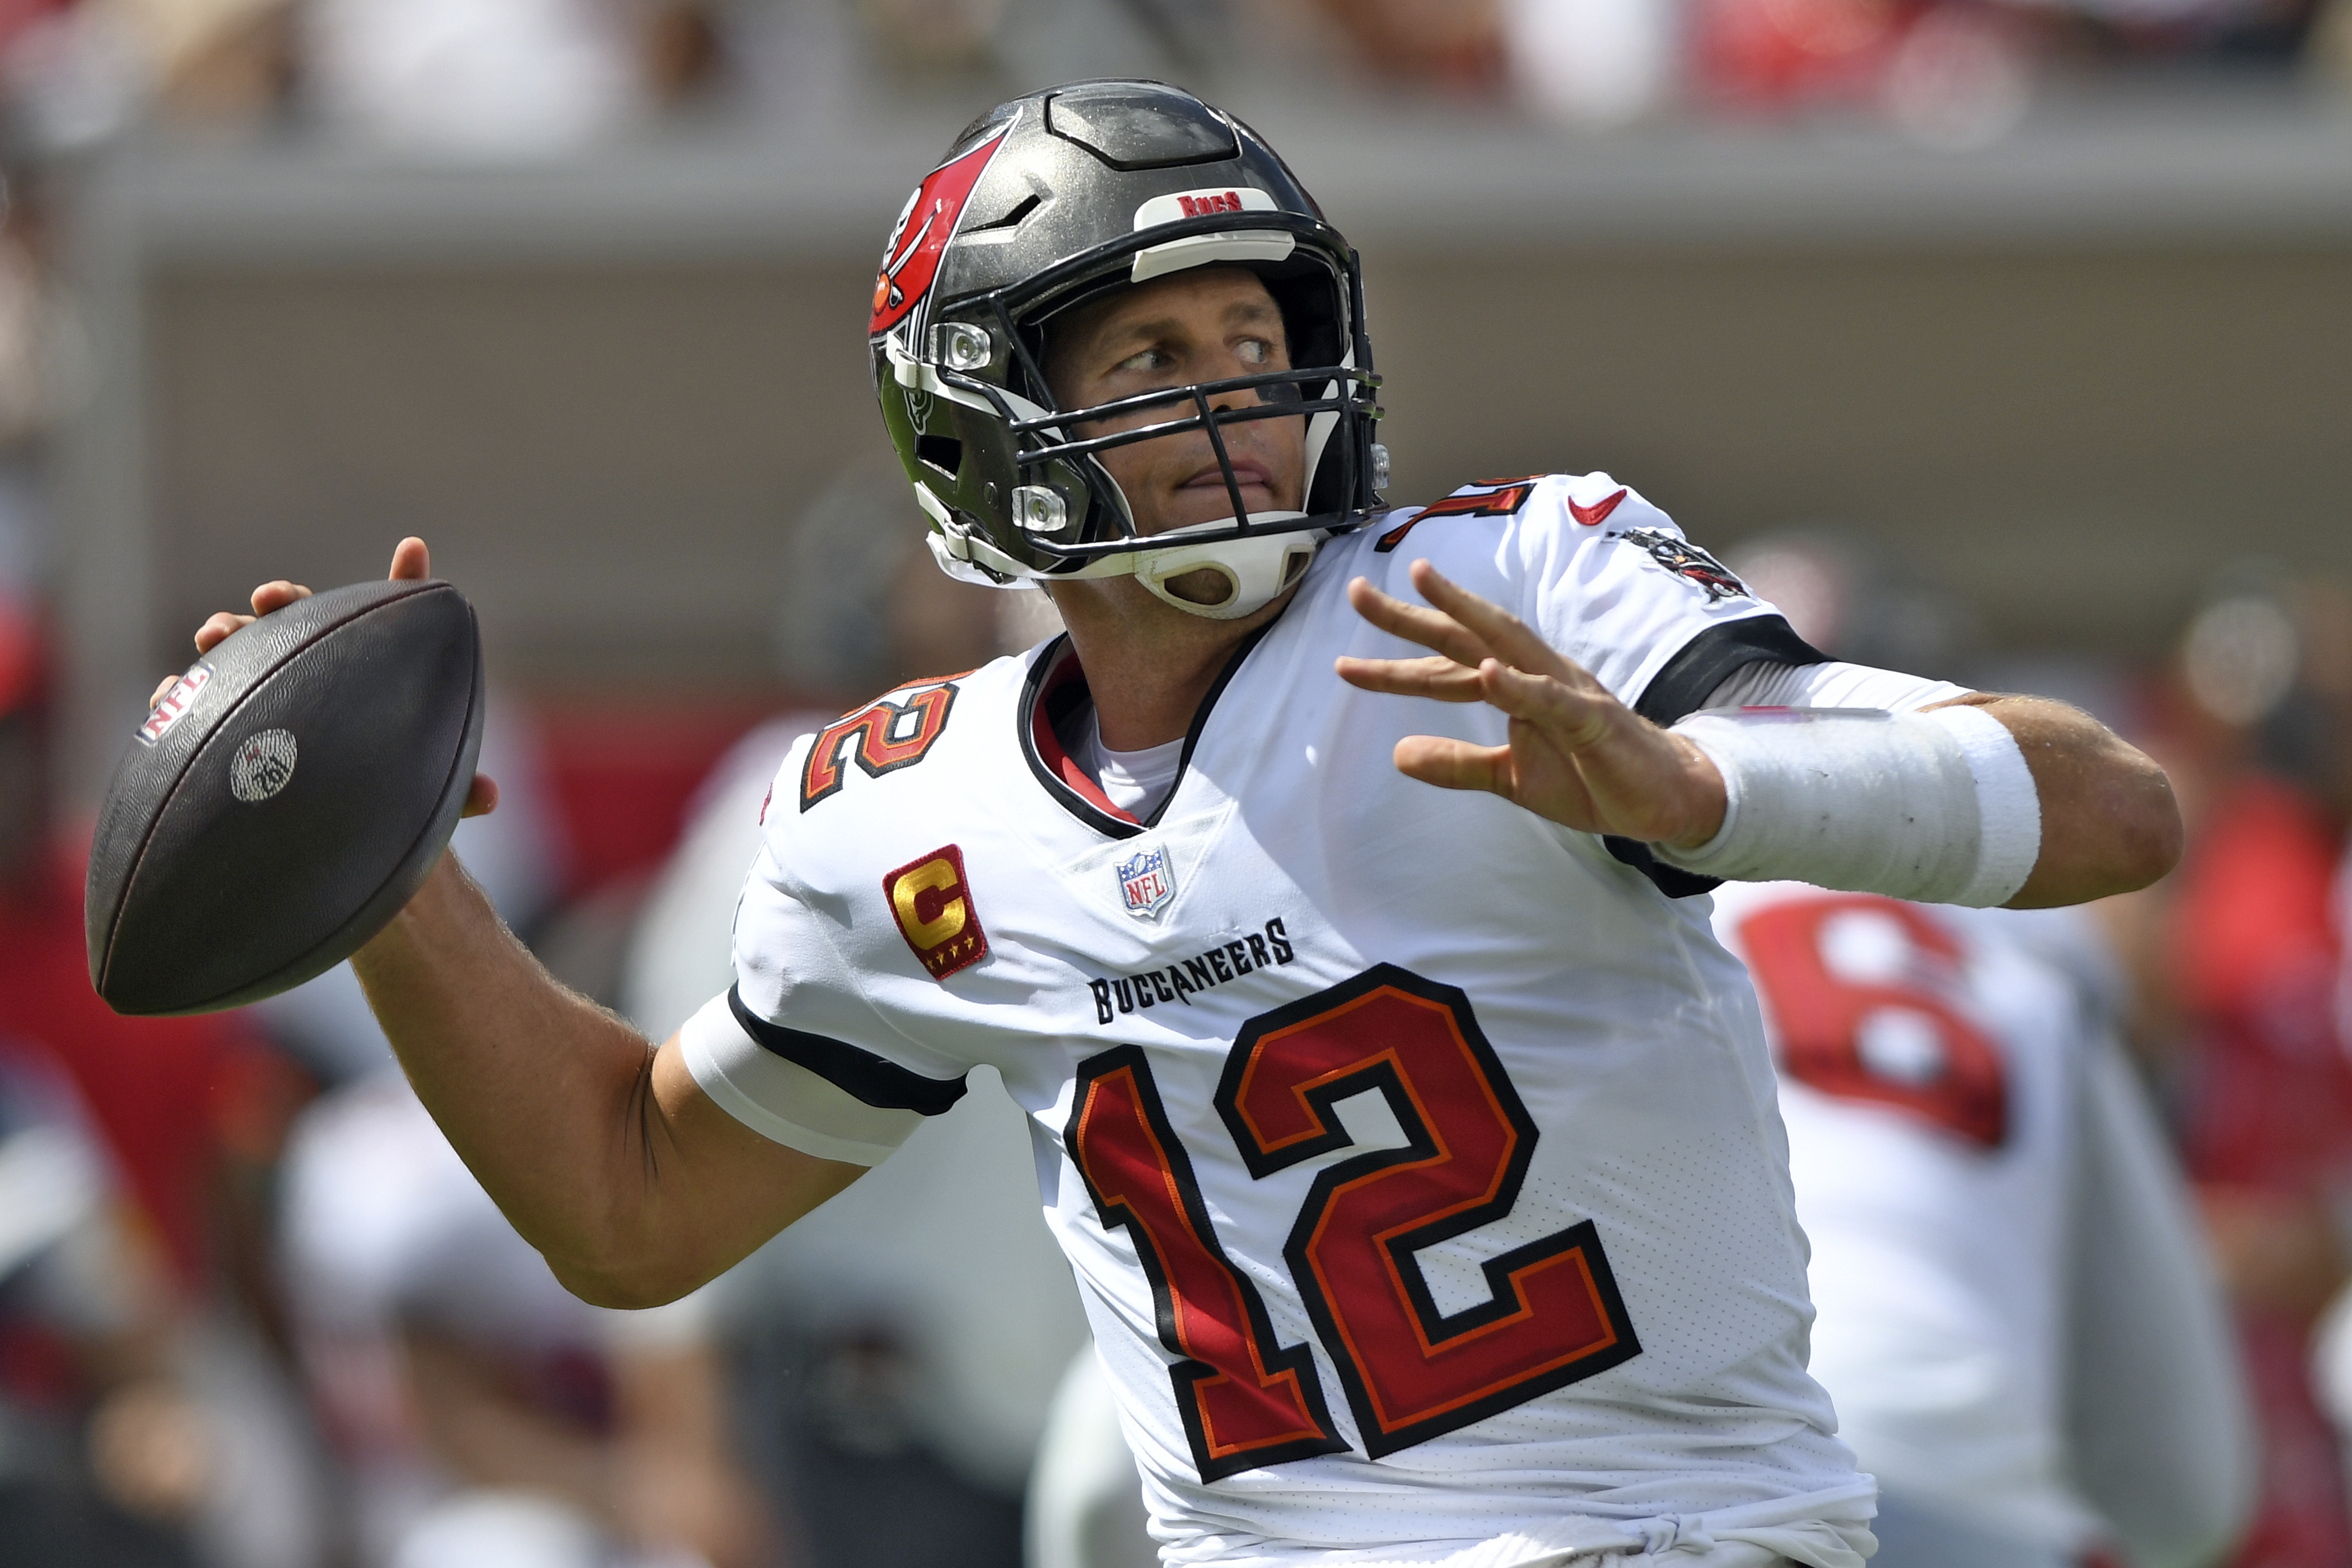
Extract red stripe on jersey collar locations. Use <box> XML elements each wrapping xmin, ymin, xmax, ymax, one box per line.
<box><xmin>1029</xmin><ymin>642</ymin><xmax>1141</xmax><ymax>826</ymax></box>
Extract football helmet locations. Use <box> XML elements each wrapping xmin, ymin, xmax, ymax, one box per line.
<box><xmin>868</xmin><ymin>80</ymin><xmax>1386</xmax><ymax>619</ymax></box>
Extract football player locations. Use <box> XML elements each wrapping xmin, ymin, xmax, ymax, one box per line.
<box><xmin>1710</xmin><ymin>880</ymin><xmax>2251</xmax><ymax>1568</ymax></box>
<box><xmin>184</xmin><ymin>81</ymin><xmax>2180</xmax><ymax>1568</ymax></box>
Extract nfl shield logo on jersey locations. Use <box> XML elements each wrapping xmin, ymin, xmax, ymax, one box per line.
<box><xmin>1116</xmin><ymin>847</ymin><xmax>1175</xmax><ymax>920</ymax></box>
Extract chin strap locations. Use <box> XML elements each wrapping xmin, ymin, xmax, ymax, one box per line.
<box><xmin>923</xmin><ymin>492</ymin><xmax>1324</xmax><ymax>618</ymax></box>
<box><xmin>1131</xmin><ymin>516</ymin><xmax>1322</xmax><ymax>619</ymax></box>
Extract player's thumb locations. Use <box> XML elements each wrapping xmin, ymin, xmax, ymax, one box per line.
<box><xmin>390</xmin><ymin>538</ymin><xmax>432</xmax><ymax>581</ymax></box>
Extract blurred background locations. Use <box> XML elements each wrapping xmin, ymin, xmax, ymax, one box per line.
<box><xmin>1</xmin><ymin>1</ymin><xmax>2351</xmax><ymax>1564</ymax></box>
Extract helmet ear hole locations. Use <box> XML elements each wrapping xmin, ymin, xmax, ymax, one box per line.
<box><xmin>914</xmin><ymin>434</ymin><xmax>964</xmax><ymax>478</ymax></box>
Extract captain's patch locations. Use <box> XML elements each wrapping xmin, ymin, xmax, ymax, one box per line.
<box><xmin>884</xmin><ymin>844</ymin><xmax>988</xmax><ymax>981</ymax></box>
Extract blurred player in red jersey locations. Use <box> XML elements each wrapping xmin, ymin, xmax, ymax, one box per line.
<box><xmin>2113</xmin><ymin>577</ymin><xmax>2352</xmax><ymax>1568</ymax></box>
<box><xmin>0</xmin><ymin>587</ymin><xmax>325</xmax><ymax>1567</ymax></box>
<box><xmin>1714</xmin><ymin>535</ymin><xmax>2255</xmax><ymax>1568</ymax></box>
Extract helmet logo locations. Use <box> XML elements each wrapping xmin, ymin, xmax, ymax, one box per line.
<box><xmin>870</xmin><ymin>130</ymin><xmax>1009</xmax><ymax>338</ymax></box>
<box><xmin>1132</xmin><ymin>185</ymin><xmax>1277</xmax><ymax>230</ymax></box>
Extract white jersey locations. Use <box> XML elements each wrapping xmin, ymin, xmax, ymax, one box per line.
<box><xmin>1710</xmin><ymin>886</ymin><xmax>2103</xmax><ymax>1553</ymax></box>
<box><xmin>1710</xmin><ymin>886</ymin><xmax>2254</xmax><ymax>1566</ymax></box>
<box><xmin>685</xmin><ymin>474</ymin><xmax>1874</xmax><ymax>1567</ymax></box>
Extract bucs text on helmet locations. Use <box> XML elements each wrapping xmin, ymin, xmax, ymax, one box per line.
<box><xmin>868</xmin><ymin>80</ymin><xmax>1387</xmax><ymax>620</ymax></box>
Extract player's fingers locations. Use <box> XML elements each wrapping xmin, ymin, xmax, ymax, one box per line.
<box><xmin>1391</xmin><ymin>735</ymin><xmax>1514</xmax><ymax>797</ymax></box>
<box><xmin>459</xmin><ymin>773</ymin><xmax>499</xmax><ymax>819</ymax></box>
<box><xmin>1334</xmin><ymin>654</ymin><xmax>1489</xmax><ymax>703</ymax></box>
<box><xmin>1346</xmin><ymin>576</ymin><xmax>1494</xmax><ymax>670</ymax></box>
<box><xmin>390</xmin><ymin>538</ymin><xmax>431</xmax><ymax>581</ymax></box>
<box><xmin>248</xmin><ymin>581</ymin><xmax>313</xmax><ymax>617</ymax></box>
<box><xmin>193</xmin><ymin>612</ymin><xmax>253</xmax><ymax>654</ymax></box>
<box><xmin>1407</xmin><ymin>562</ymin><xmax>1574</xmax><ymax>680</ymax></box>
<box><xmin>148</xmin><ymin>673</ymin><xmax>179</xmax><ymax>710</ymax></box>
<box><xmin>1476</xmin><ymin>660</ymin><xmax>1612</xmax><ymax>749</ymax></box>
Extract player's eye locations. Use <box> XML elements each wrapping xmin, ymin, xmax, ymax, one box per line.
<box><xmin>1235</xmin><ymin>337</ymin><xmax>1271</xmax><ymax>366</ymax></box>
<box><xmin>1112</xmin><ymin>346</ymin><xmax>1172</xmax><ymax>375</ymax></box>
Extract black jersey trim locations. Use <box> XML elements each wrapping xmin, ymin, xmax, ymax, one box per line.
<box><xmin>1021</xmin><ymin>640</ymin><xmax>1143</xmax><ymax>839</ymax></box>
<box><xmin>1605</xmin><ymin>614</ymin><xmax>1827</xmax><ymax>900</ymax></box>
<box><xmin>1630</xmin><ymin>614</ymin><xmax>1827</xmax><ymax>727</ymax></box>
<box><xmin>1017</xmin><ymin>622</ymin><xmax>1281</xmax><ymax>841</ymax></box>
<box><xmin>1600</xmin><ymin>837</ymin><xmax>1724</xmax><ymax>900</ymax></box>
<box><xmin>727</xmin><ymin>986</ymin><xmax>968</xmax><ymax>1116</ymax></box>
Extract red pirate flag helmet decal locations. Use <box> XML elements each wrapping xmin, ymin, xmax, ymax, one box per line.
<box><xmin>870</xmin><ymin>130</ymin><xmax>1010</xmax><ymax>338</ymax></box>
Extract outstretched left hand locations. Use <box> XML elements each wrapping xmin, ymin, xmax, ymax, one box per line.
<box><xmin>1337</xmin><ymin>560</ymin><xmax>1726</xmax><ymax>850</ymax></box>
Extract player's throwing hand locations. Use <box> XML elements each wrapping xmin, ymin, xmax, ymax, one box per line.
<box><xmin>162</xmin><ymin>537</ymin><xmax>498</xmax><ymax>820</ymax></box>
<box><xmin>1339</xmin><ymin>559</ymin><xmax>1728</xmax><ymax>850</ymax></box>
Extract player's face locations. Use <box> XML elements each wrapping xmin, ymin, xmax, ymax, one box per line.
<box><xmin>1043</xmin><ymin>268</ymin><xmax>1307</xmax><ymax>540</ymax></box>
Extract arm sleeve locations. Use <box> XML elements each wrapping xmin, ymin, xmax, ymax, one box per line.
<box><xmin>2065</xmin><ymin>1032</ymin><xmax>2257</xmax><ymax>1568</ymax></box>
<box><xmin>1703</xmin><ymin>659</ymin><xmax>1973</xmax><ymax>715</ymax></box>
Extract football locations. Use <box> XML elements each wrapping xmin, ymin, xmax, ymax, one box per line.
<box><xmin>86</xmin><ymin>577</ymin><xmax>486</xmax><ymax>1016</ymax></box>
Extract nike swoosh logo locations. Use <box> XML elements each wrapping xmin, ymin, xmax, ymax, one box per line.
<box><xmin>1569</xmin><ymin>488</ymin><xmax>1626</xmax><ymax>527</ymax></box>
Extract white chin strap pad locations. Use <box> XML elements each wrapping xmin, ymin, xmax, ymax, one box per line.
<box><xmin>1134</xmin><ymin>519</ymin><xmax>1322</xmax><ymax>620</ymax></box>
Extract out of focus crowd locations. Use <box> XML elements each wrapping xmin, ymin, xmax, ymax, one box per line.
<box><xmin>0</xmin><ymin>0</ymin><xmax>2347</xmax><ymax>160</ymax></box>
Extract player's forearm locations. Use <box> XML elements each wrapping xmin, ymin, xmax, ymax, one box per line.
<box><xmin>353</xmin><ymin>855</ymin><xmax>863</xmax><ymax>1307</ymax></box>
<box><xmin>351</xmin><ymin>854</ymin><xmax>676</xmax><ymax>1292</ymax></box>
<box><xmin>1934</xmin><ymin>694</ymin><xmax>2181</xmax><ymax>907</ymax></box>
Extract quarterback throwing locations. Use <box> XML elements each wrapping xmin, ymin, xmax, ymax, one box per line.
<box><xmin>186</xmin><ymin>81</ymin><xmax>2178</xmax><ymax>1568</ymax></box>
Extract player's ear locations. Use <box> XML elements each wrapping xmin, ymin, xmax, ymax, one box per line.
<box><xmin>461</xmin><ymin>774</ymin><xmax>500</xmax><ymax>819</ymax></box>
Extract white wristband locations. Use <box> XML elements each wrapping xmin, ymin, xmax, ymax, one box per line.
<box><xmin>1653</xmin><ymin>704</ymin><xmax>2042</xmax><ymax>908</ymax></box>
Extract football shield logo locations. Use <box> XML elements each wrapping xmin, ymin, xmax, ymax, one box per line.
<box><xmin>1117</xmin><ymin>846</ymin><xmax>1175</xmax><ymax>921</ymax></box>
<box><xmin>869</xmin><ymin>130</ymin><xmax>1008</xmax><ymax>339</ymax></box>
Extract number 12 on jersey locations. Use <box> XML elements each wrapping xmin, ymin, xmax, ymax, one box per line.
<box><xmin>1067</xmin><ymin>964</ymin><xmax>1640</xmax><ymax>1480</ymax></box>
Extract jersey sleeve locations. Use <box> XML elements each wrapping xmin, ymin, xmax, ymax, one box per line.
<box><xmin>678</xmin><ymin>746</ymin><xmax>974</xmax><ymax>1168</ymax></box>
<box><xmin>1516</xmin><ymin>475</ymin><xmax>1826</xmax><ymax>724</ymax></box>
<box><xmin>2065</xmin><ymin>1032</ymin><xmax>2257</xmax><ymax>1567</ymax></box>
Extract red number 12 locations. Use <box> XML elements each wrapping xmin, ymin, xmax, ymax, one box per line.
<box><xmin>1067</xmin><ymin>964</ymin><xmax>1640</xmax><ymax>1480</ymax></box>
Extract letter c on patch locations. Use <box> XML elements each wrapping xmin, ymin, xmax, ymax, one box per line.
<box><xmin>883</xmin><ymin>844</ymin><xmax>990</xmax><ymax>982</ymax></box>
<box><xmin>892</xmin><ymin>856</ymin><xmax>967</xmax><ymax>948</ymax></box>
